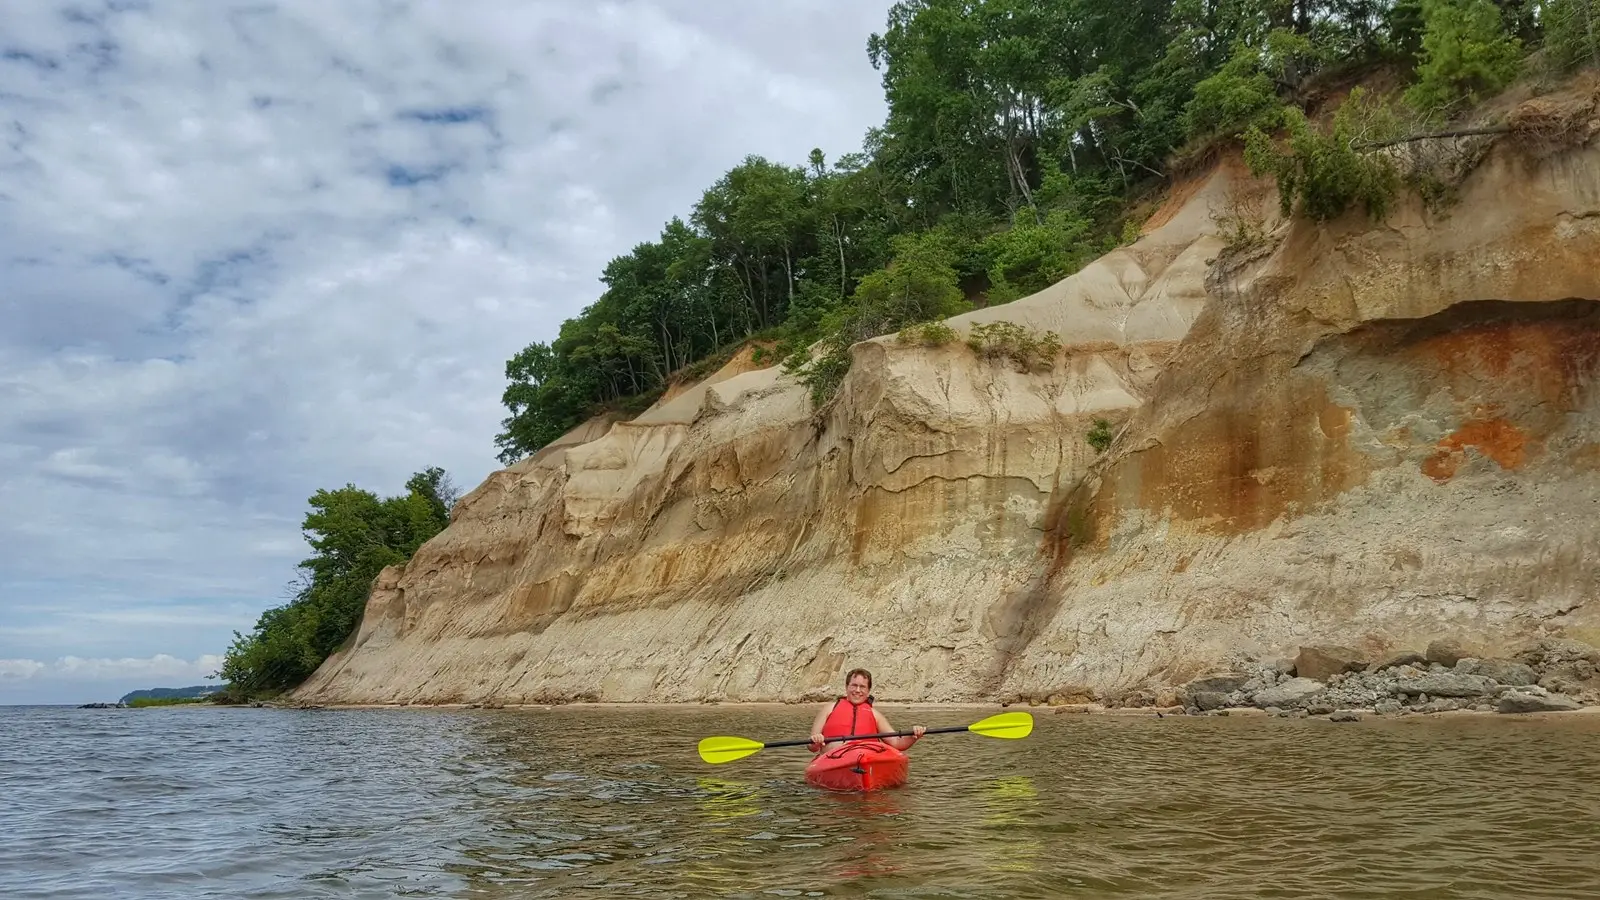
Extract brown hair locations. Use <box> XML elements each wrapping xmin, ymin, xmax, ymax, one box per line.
<box><xmin>845</xmin><ymin>668</ymin><xmax>872</xmax><ymax>688</ymax></box>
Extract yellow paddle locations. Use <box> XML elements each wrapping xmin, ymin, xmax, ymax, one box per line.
<box><xmin>697</xmin><ymin>711</ymin><xmax>1034</xmax><ymax>765</ymax></box>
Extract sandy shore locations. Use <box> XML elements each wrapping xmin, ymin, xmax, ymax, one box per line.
<box><xmin>231</xmin><ymin>698</ymin><xmax>1600</xmax><ymax>725</ymax></box>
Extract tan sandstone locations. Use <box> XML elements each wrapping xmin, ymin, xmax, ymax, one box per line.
<box><xmin>294</xmin><ymin>82</ymin><xmax>1600</xmax><ymax>707</ymax></box>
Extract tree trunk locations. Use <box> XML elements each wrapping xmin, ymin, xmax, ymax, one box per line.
<box><xmin>1003</xmin><ymin>107</ymin><xmax>1036</xmax><ymax>221</ymax></box>
<box><xmin>657</xmin><ymin>318</ymin><xmax>675</xmax><ymax>374</ymax></box>
<box><xmin>757</xmin><ymin>256</ymin><xmax>770</xmax><ymax>328</ymax></box>
<box><xmin>784</xmin><ymin>243</ymin><xmax>794</xmax><ymax>317</ymax></box>
<box><xmin>737</xmin><ymin>254</ymin><xmax>763</xmax><ymax>329</ymax></box>
<box><xmin>1353</xmin><ymin>125</ymin><xmax>1510</xmax><ymax>150</ymax></box>
<box><xmin>834</xmin><ymin>214</ymin><xmax>848</xmax><ymax>296</ymax></box>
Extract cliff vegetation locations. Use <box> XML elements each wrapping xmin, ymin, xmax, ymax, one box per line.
<box><xmin>491</xmin><ymin>0</ymin><xmax>1600</xmax><ymax>460</ymax></box>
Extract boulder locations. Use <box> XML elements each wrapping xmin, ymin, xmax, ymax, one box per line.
<box><xmin>1516</xmin><ymin>640</ymin><xmax>1600</xmax><ymax>694</ymax></box>
<box><xmin>1295</xmin><ymin>646</ymin><xmax>1369</xmax><ymax>682</ymax></box>
<box><xmin>1328</xmin><ymin>710</ymin><xmax>1362</xmax><ymax>722</ymax></box>
<box><xmin>1393</xmin><ymin>673</ymin><xmax>1495</xmax><ymax>698</ymax></box>
<box><xmin>1463</xmin><ymin>658</ymin><xmax>1539</xmax><ymax>686</ymax></box>
<box><xmin>1366</xmin><ymin>651</ymin><xmax>1427</xmax><ymax>672</ymax></box>
<box><xmin>1182</xmin><ymin>673</ymin><xmax>1250</xmax><ymax>697</ymax></box>
<box><xmin>1497</xmin><ymin>691</ymin><xmax>1583</xmax><ymax>713</ymax></box>
<box><xmin>1539</xmin><ymin>674</ymin><xmax>1585</xmax><ymax>694</ymax></box>
<box><xmin>1514</xmin><ymin>637</ymin><xmax>1600</xmax><ymax>670</ymax></box>
<box><xmin>1191</xmin><ymin>691</ymin><xmax>1231</xmax><ymax>711</ymax></box>
<box><xmin>1426</xmin><ymin>639</ymin><xmax>1468</xmax><ymax>668</ymax></box>
<box><xmin>1253</xmin><ymin>677</ymin><xmax>1327</xmax><ymax>708</ymax></box>
<box><xmin>1374</xmin><ymin>699</ymin><xmax>1401</xmax><ymax>714</ymax></box>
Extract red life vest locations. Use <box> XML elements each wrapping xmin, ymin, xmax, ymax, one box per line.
<box><xmin>821</xmin><ymin>696</ymin><xmax>879</xmax><ymax>739</ymax></box>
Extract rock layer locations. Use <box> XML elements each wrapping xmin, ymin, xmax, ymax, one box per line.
<box><xmin>295</xmin><ymin>85</ymin><xmax>1600</xmax><ymax>707</ymax></box>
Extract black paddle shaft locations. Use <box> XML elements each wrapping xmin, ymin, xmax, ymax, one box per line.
<box><xmin>764</xmin><ymin>724</ymin><xmax>969</xmax><ymax>750</ymax></box>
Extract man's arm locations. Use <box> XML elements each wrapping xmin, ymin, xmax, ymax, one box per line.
<box><xmin>873</xmin><ymin>708</ymin><xmax>925</xmax><ymax>750</ymax></box>
<box><xmin>807</xmin><ymin>704</ymin><xmax>830</xmax><ymax>752</ymax></box>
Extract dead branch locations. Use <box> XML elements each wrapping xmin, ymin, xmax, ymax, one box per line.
<box><xmin>1353</xmin><ymin>126</ymin><xmax>1512</xmax><ymax>151</ymax></box>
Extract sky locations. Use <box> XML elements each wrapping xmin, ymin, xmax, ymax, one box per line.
<box><xmin>0</xmin><ymin>0</ymin><xmax>896</xmax><ymax>704</ymax></box>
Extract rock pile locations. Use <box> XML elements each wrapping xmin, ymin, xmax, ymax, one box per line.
<box><xmin>1176</xmin><ymin>637</ymin><xmax>1600</xmax><ymax>719</ymax></box>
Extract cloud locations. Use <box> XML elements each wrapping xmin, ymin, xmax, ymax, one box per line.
<box><xmin>0</xmin><ymin>653</ymin><xmax>224</xmax><ymax>683</ymax></box>
<box><xmin>0</xmin><ymin>659</ymin><xmax>47</xmax><ymax>681</ymax></box>
<box><xmin>0</xmin><ymin>1</ymin><xmax>894</xmax><ymax>703</ymax></box>
<box><xmin>0</xmin><ymin>653</ymin><xmax>225</xmax><ymax>705</ymax></box>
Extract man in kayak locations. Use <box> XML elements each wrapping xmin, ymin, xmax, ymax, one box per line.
<box><xmin>807</xmin><ymin>668</ymin><xmax>925</xmax><ymax>753</ymax></box>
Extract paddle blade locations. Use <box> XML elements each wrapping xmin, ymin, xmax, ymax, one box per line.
<box><xmin>698</xmin><ymin>735</ymin><xmax>766</xmax><ymax>765</ymax></box>
<box><xmin>967</xmin><ymin>711</ymin><xmax>1034</xmax><ymax>740</ymax></box>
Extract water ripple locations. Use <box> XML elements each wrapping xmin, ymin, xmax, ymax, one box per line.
<box><xmin>3</xmin><ymin>706</ymin><xmax>1599</xmax><ymax>898</ymax></box>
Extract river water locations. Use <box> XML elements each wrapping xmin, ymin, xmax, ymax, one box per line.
<box><xmin>3</xmin><ymin>703</ymin><xmax>1599</xmax><ymax>899</ymax></box>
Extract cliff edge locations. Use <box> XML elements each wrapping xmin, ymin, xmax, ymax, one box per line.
<box><xmin>293</xmin><ymin>82</ymin><xmax>1600</xmax><ymax>706</ymax></box>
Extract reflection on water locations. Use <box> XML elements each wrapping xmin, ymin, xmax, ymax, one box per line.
<box><xmin>4</xmin><ymin>704</ymin><xmax>1600</xmax><ymax>898</ymax></box>
<box><xmin>981</xmin><ymin>776</ymin><xmax>1041</xmax><ymax>875</ymax></box>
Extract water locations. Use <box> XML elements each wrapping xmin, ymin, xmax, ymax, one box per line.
<box><xmin>3</xmin><ymin>704</ymin><xmax>1600</xmax><ymax>899</ymax></box>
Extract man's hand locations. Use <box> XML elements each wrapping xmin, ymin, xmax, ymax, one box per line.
<box><xmin>912</xmin><ymin>725</ymin><xmax>926</xmax><ymax>739</ymax></box>
<box><xmin>808</xmin><ymin>731</ymin><xmax>826</xmax><ymax>752</ymax></box>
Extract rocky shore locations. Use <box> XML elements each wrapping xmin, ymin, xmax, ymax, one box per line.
<box><xmin>1141</xmin><ymin>637</ymin><xmax>1600</xmax><ymax>721</ymax></box>
<box><xmin>265</xmin><ymin>635</ymin><xmax>1600</xmax><ymax>723</ymax></box>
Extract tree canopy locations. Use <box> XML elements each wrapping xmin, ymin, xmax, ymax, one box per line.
<box><xmin>217</xmin><ymin>468</ymin><xmax>457</xmax><ymax>698</ymax></box>
<box><xmin>492</xmin><ymin>0</ymin><xmax>1586</xmax><ymax>464</ymax></box>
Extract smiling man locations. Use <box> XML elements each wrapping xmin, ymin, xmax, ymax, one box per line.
<box><xmin>808</xmin><ymin>668</ymin><xmax>926</xmax><ymax>752</ymax></box>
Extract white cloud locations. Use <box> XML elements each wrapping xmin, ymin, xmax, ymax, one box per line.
<box><xmin>15</xmin><ymin>653</ymin><xmax>226</xmax><ymax>683</ymax></box>
<box><xmin>0</xmin><ymin>659</ymin><xmax>47</xmax><ymax>681</ymax></box>
<box><xmin>0</xmin><ymin>1</ymin><xmax>895</xmax><ymax>703</ymax></box>
<box><xmin>0</xmin><ymin>654</ymin><xmax>224</xmax><ymax>704</ymax></box>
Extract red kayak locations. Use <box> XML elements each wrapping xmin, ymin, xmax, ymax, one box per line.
<box><xmin>804</xmin><ymin>739</ymin><xmax>910</xmax><ymax>792</ymax></box>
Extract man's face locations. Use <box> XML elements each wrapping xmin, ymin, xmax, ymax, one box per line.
<box><xmin>846</xmin><ymin>676</ymin><xmax>870</xmax><ymax>702</ymax></box>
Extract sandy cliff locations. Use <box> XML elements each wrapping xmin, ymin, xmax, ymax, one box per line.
<box><xmin>294</xmin><ymin>83</ymin><xmax>1600</xmax><ymax>706</ymax></box>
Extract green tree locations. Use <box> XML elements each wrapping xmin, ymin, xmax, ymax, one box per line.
<box><xmin>1403</xmin><ymin>0</ymin><xmax>1522</xmax><ymax>114</ymax></box>
<box><xmin>691</xmin><ymin>156</ymin><xmax>815</xmax><ymax>330</ymax></box>
<box><xmin>1542</xmin><ymin>0</ymin><xmax>1600</xmax><ymax>73</ymax></box>
<box><xmin>789</xmin><ymin>229</ymin><xmax>971</xmax><ymax>405</ymax></box>
<box><xmin>218</xmin><ymin>469</ymin><xmax>456</xmax><ymax>698</ymax></box>
<box><xmin>981</xmin><ymin>207</ymin><xmax>1096</xmax><ymax>302</ymax></box>
<box><xmin>1244</xmin><ymin>87</ymin><xmax>1403</xmax><ymax>221</ymax></box>
<box><xmin>494</xmin><ymin>341</ymin><xmax>592</xmax><ymax>465</ymax></box>
<box><xmin>489</xmin><ymin>0</ymin><xmax>1548</xmax><ymax>463</ymax></box>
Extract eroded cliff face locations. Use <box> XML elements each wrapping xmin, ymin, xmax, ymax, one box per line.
<box><xmin>294</xmin><ymin>84</ymin><xmax>1600</xmax><ymax>706</ymax></box>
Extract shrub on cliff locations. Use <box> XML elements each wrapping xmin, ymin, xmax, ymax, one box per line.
<box><xmin>1244</xmin><ymin>88</ymin><xmax>1404</xmax><ymax>222</ymax></box>
<box><xmin>965</xmin><ymin>321</ymin><xmax>1062</xmax><ymax>373</ymax></box>
<box><xmin>896</xmin><ymin>320</ymin><xmax>958</xmax><ymax>347</ymax></box>
<box><xmin>217</xmin><ymin>468</ymin><xmax>457</xmax><ymax>699</ymax></box>
<box><xmin>1087</xmin><ymin>418</ymin><xmax>1115</xmax><ymax>453</ymax></box>
<box><xmin>788</xmin><ymin>230</ymin><xmax>969</xmax><ymax>406</ymax></box>
<box><xmin>979</xmin><ymin>205</ymin><xmax>1098</xmax><ymax>304</ymax></box>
